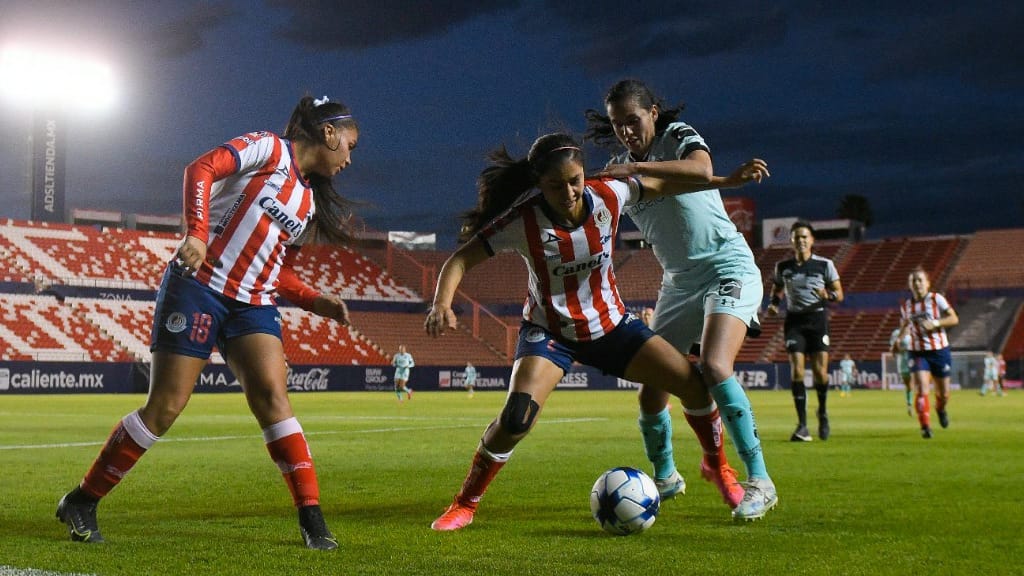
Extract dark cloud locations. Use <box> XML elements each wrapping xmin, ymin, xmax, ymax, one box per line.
<box><xmin>711</xmin><ymin>100</ymin><xmax>1024</xmax><ymax>176</ymax></box>
<box><xmin>150</xmin><ymin>2</ymin><xmax>238</xmax><ymax>59</ymax></box>
<box><xmin>865</xmin><ymin>5</ymin><xmax>1024</xmax><ymax>90</ymax></box>
<box><xmin>537</xmin><ymin>1</ymin><xmax>789</xmax><ymax>73</ymax></box>
<box><xmin>266</xmin><ymin>0</ymin><xmax>520</xmax><ymax>49</ymax></box>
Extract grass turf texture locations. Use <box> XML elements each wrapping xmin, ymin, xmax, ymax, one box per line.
<box><xmin>0</xmin><ymin>390</ymin><xmax>1020</xmax><ymax>576</ymax></box>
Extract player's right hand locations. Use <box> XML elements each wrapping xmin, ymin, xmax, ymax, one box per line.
<box><xmin>425</xmin><ymin>305</ymin><xmax>457</xmax><ymax>337</ymax></box>
<box><xmin>765</xmin><ymin>304</ymin><xmax>779</xmax><ymax>317</ymax></box>
<box><xmin>175</xmin><ymin>235</ymin><xmax>207</xmax><ymax>275</ymax></box>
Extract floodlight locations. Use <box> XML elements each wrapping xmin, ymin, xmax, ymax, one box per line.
<box><xmin>0</xmin><ymin>44</ymin><xmax>116</xmax><ymax>112</ymax></box>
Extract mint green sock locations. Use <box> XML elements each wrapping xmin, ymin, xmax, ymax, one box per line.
<box><xmin>709</xmin><ymin>376</ymin><xmax>768</xmax><ymax>480</ymax></box>
<box><xmin>638</xmin><ymin>407</ymin><xmax>675</xmax><ymax>480</ymax></box>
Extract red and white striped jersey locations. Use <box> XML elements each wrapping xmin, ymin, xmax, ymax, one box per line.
<box><xmin>183</xmin><ymin>131</ymin><xmax>315</xmax><ymax>306</ymax></box>
<box><xmin>901</xmin><ymin>292</ymin><xmax>953</xmax><ymax>351</ymax></box>
<box><xmin>479</xmin><ymin>177</ymin><xmax>642</xmax><ymax>342</ymax></box>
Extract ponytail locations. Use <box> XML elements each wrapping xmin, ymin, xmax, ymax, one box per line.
<box><xmin>459</xmin><ymin>133</ymin><xmax>584</xmax><ymax>242</ymax></box>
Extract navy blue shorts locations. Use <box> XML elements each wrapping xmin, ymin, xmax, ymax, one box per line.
<box><xmin>150</xmin><ymin>263</ymin><xmax>282</xmax><ymax>359</ymax></box>
<box><xmin>909</xmin><ymin>348</ymin><xmax>952</xmax><ymax>379</ymax></box>
<box><xmin>514</xmin><ymin>313</ymin><xmax>654</xmax><ymax>378</ymax></box>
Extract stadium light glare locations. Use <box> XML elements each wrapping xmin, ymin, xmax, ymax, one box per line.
<box><xmin>0</xmin><ymin>44</ymin><xmax>116</xmax><ymax>112</ymax></box>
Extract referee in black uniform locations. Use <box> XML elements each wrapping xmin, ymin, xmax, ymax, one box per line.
<box><xmin>766</xmin><ymin>221</ymin><xmax>843</xmax><ymax>441</ymax></box>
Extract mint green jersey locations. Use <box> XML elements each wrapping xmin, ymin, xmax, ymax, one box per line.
<box><xmin>610</xmin><ymin>122</ymin><xmax>754</xmax><ymax>289</ymax></box>
<box><xmin>608</xmin><ymin>122</ymin><xmax>762</xmax><ymax>349</ymax></box>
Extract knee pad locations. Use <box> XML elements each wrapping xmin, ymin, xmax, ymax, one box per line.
<box><xmin>500</xmin><ymin>392</ymin><xmax>539</xmax><ymax>436</ymax></box>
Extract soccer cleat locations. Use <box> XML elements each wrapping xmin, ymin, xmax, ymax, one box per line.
<box><xmin>817</xmin><ymin>411</ymin><xmax>831</xmax><ymax>441</ymax></box>
<box><xmin>56</xmin><ymin>489</ymin><xmax>104</xmax><ymax>543</ymax></box>
<box><xmin>921</xmin><ymin>426</ymin><xmax>933</xmax><ymax>439</ymax></box>
<box><xmin>732</xmin><ymin>477</ymin><xmax>778</xmax><ymax>521</ymax></box>
<box><xmin>790</xmin><ymin>425</ymin><xmax>812</xmax><ymax>442</ymax></box>
<box><xmin>407</xmin><ymin>388</ymin><xmax>414</xmax><ymax>400</ymax></box>
<box><xmin>431</xmin><ymin>499</ymin><xmax>476</xmax><ymax>531</ymax></box>
<box><xmin>654</xmin><ymin>470</ymin><xmax>686</xmax><ymax>500</ymax></box>
<box><xmin>938</xmin><ymin>410</ymin><xmax>949</xmax><ymax>429</ymax></box>
<box><xmin>700</xmin><ymin>458</ymin><xmax>744</xmax><ymax>509</ymax></box>
<box><xmin>906</xmin><ymin>404</ymin><xmax>913</xmax><ymax>417</ymax></box>
<box><xmin>298</xmin><ymin>505</ymin><xmax>338</xmax><ymax>550</ymax></box>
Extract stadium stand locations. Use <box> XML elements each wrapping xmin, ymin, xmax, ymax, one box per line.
<box><xmin>949</xmin><ymin>229</ymin><xmax>1024</xmax><ymax>289</ymax></box>
<box><xmin>0</xmin><ymin>294</ymin><xmax>131</xmax><ymax>362</ymax></box>
<box><xmin>67</xmin><ymin>297</ymin><xmax>153</xmax><ymax>361</ymax></box>
<box><xmin>3</xmin><ymin>217</ymin><xmax>1023</xmax><ymax>368</ymax></box>
<box><xmin>349</xmin><ymin>310</ymin><xmax>506</xmax><ymax>366</ymax></box>
<box><xmin>279</xmin><ymin>307</ymin><xmax>388</xmax><ymax>365</ymax></box>
<box><xmin>613</xmin><ymin>249</ymin><xmax>663</xmax><ymax>303</ymax></box>
<box><xmin>289</xmin><ymin>244</ymin><xmax>420</xmax><ymax>302</ymax></box>
<box><xmin>838</xmin><ymin>236</ymin><xmax>963</xmax><ymax>293</ymax></box>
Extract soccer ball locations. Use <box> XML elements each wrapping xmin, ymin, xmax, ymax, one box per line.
<box><xmin>590</xmin><ymin>466</ymin><xmax>660</xmax><ymax>535</ymax></box>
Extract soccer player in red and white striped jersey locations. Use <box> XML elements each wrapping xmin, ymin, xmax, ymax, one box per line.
<box><xmin>57</xmin><ymin>95</ymin><xmax>358</xmax><ymax>549</ymax></box>
<box><xmin>424</xmin><ymin>133</ymin><xmax>768</xmax><ymax>531</ymax></box>
<box><xmin>898</xmin><ymin>267</ymin><xmax>959</xmax><ymax>438</ymax></box>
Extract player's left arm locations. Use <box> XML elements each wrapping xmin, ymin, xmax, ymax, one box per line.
<box><xmin>933</xmin><ymin>306</ymin><xmax>959</xmax><ymax>330</ymax></box>
<box><xmin>278</xmin><ymin>247</ymin><xmax>350</xmax><ymax>326</ymax></box>
<box><xmin>628</xmin><ymin>157</ymin><xmax>770</xmax><ymax>201</ymax></box>
<box><xmin>824</xmin><ymin>278</ymin><xmax>844</xmax><ymax>304</ymax></box>
<box><xmin>426</xmin><ymin>237</ymin><xmax>491</xmax><ymax>336</ymax></box>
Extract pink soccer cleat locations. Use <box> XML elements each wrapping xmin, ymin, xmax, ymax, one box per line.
<box><xmin>701</xmin><ymin>458</ymin><xmax>745</xmax><ymax>509</ymax></box>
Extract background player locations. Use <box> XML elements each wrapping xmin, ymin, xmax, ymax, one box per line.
<box><xmin>586</xmin><ymin>79</ymin><xmax>772</xmax><ymax>510</ymax></box>
<box><xmin>464</xmin><ymin>361</ymin><xmax>477</xmax><ymax>398</ymax></box>
<box><xmin>838</xmin><ymin>353</ymin><xmax>858</xmax><ymax>397</ymax></box>
<box><xmin>56</xmin><ymin>94</ymin><xmax>358</xmax><ymax>550</ymax></box>
<box><xmin>978</xmin><ymin>350</ymin><xmax>1003</xmax><ymax>393</ymax></box>
<box><xmin>425</xmin><ymin>133</ymin><xmax>775</xmax><ymax>530</ymax></box>
<box><xmin>766</xmin><ymin>221</ymin><xmax>843</xmax><ymax>442</ymax></box>
<box><xmin>898</xmin><ymin>267</ymin><xmax>959</xmax><ymax>438</ymax></box>
<box><xmin>392</xmin><ymin>345</ymin><xmax>415</xmax><ymax>401</ymax></box>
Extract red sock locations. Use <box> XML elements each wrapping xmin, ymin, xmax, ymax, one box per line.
<box><xmin>264</xmin><ymin>418</ymin><xmax>320</xmax><ymax>508</ymax></box>
<box><xmin>915</xmin><ymin>393</ymin><xmax>931</xmax><ymax>428</ymax></box>
<box><xmin>684</xmin><ymin>406</ymin><xmax>727</xmax><ymax>468</ymax></box>
<box><xmin>455</xmin><ymin>447</ymin><xmax>509</xmax><ymax>509</ymax></box>
<box><xmin>81</xmin><ymin>411</ymin><xmax>157</xmax><ymax>499</ymax></box>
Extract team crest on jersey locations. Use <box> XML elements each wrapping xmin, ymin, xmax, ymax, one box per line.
<box><xmin>822</xmin><ymin>335</ymin><xmax>830</xmax><ymax>346</ymax></box>
<box><xmin>524</xmin><ymin>327</ymin><xmax>547</xmax><ymax>343</ymax></box>
<box><xmin>594</xmin><ymin>207</ymin><xmax>611</xmax><ymax>226</ymax></box>
<box><xmin>165</xmin><ymin>312</ymin><xmax>188</xmax><ymax>333</ymax></box>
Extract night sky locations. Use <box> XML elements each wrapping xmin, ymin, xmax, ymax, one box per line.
<box><xmin>1</xmin><ymin>1</ymin><xmax>1021</xmax><ymax>248</ymax></box>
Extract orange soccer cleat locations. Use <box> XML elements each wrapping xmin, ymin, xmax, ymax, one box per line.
<box><xmin>430</xmin><ymin>499</ymin><xmax>476</xmax><ymax>531</ymax></box>
<box><xmin>701</xmin><ymin>458</ymin><xmax>745</xmax><ymax>509</ymax></box>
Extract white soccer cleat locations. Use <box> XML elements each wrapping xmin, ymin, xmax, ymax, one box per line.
<box><xmin>654</xmin><ymin>469</ymin><xmax>686</xmax><ymax>500</ymax></box>
<box><xmin>732</xmin><ymin>477</ymin><xmax>778</xmax><ymax>521</ymax></box>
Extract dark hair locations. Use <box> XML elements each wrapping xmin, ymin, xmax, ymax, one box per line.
<box><xmin>283</xmin><ymin>95</ymin><xmax>359</xmax><ymax>245</ymax></box>
<box><xmin>583</xmin><ymin>79</ymin><xmax>685</xmax><ymax>149</ymax></box>
<box><xmin>790</xmin><ymin>220</ymin><xmax>815</xmax><ymax>235</ymax></box>
<box><xmin>459</xmin><ymin>133</ymin><xmax>584</xmax><ymax>242</ymax></box>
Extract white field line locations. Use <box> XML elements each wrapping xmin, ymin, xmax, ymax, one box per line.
<box><xmin>0</xmin><ymin>417</ymin><xmax>606</xmax><ymax>451</ymax></box>
<box><xmin>0</xmin><ymin>567</ymin><xmax>96</xmax><ymax>576</ymax></box>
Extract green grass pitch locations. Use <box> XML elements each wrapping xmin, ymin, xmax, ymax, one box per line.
<box><xmin>0</xmin><ymin>389</ymin><xmax>1021</xmax><ymax>575</ymax></box>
